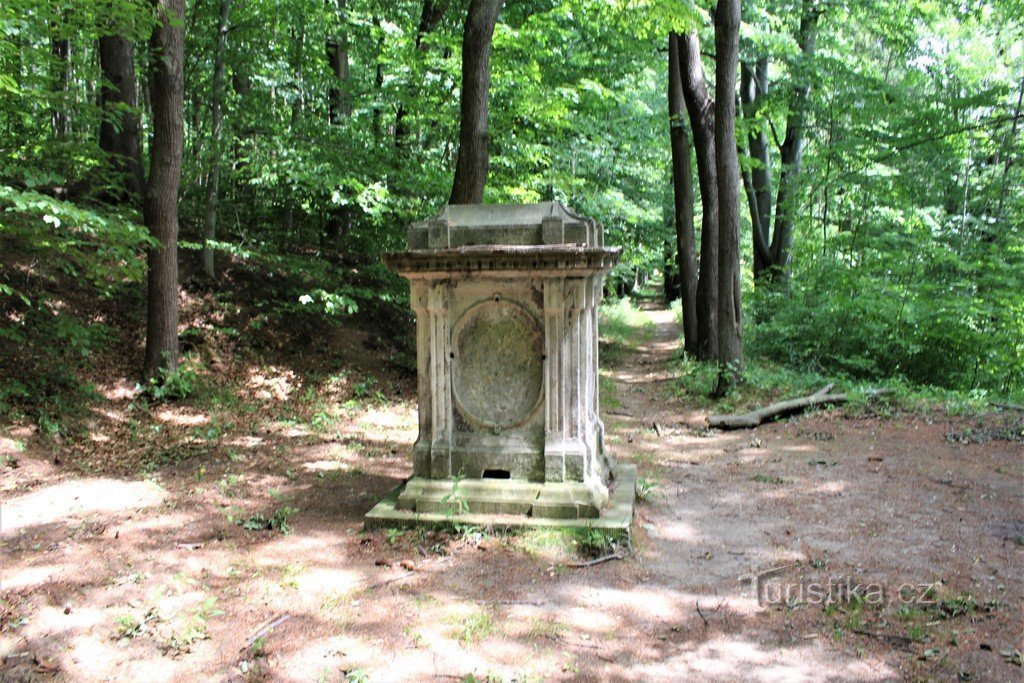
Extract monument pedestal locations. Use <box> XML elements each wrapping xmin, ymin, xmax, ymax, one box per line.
<box><xmin>365</xmin><ymin>203</ymin><xmax>635</xmax><ymax>530</ymax></box>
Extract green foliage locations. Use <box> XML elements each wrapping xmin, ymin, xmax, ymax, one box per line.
<box><xmin>239</xmin><ymin>506</ymin><xmax>299</xmax><ymax>535</ymax></box>
<box><xmin>145</xmin><ymin>358</ymin><xmax>201</xmax><ymax>402</ymax></box>
<box><xmin>600</xmin><ymin>297</ymin><xmax>655</xmax><ymax>348</ymax></box>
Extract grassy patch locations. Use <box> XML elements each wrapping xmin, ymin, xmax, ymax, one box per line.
<box><xmin>599</xmin><ymin>371</ymin><xmax>621</xmax><ymax>411</ymax></box>
<box><xmin>599</xmin><ymin>297</ymin><xmax>654</xmax><ymax>348</ymax></box>
<box><xmin>517</xmin><ymin>527</ymin><xmax>626</xmax><ymax>560</ymax></box>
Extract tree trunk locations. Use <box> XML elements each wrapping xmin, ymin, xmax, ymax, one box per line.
<box><xmin>395</xmin><ymin>0</ymin><xmax>447</xmax><ymax>145</ymax></box>
<box><xmin>678</xmin><ymin>32</ymin><xmax>718</xmax><ymax>361</ymax></box>
<box><xmin>668</xmin><ymin>33</ymin><xmax>698</xmax><ymax>357</ymax></box>
<box><xmin>51</xmin><ymin>35</ymin><xmax>70</xmax><ymax>139</ymax></box>
<box><xmin>290</xmin><ymin>14</ymin><xmax>306</xmax><ymax>129</ymax></box>
<box><xmin>326</xmin><ymin>0</ymin><xmax>350</xmax><ymax>124</ymax></box>
<box><xmin>202</xmin><ymin>0</ymin><xmax>231</xmax><ymax>279</ymax></box>
<box><xmin>713</xmin><ymin>0</ymin><xmax>743</xmax><ymax>396</ymax></box>
<box><xmin>740</xmin><ymin>59</ymin><xmax>774</xmax><ymax>278</ymax></box>
<box><xmin>99</xmin><ymin>34</ymin><xmax>144</xmax><ymax>200</ymax></box>
<box><xmin>143</xmin><ymin>0</ymin><xmax>185</xmax><ymax>381</ymax></box>
<box><xmin>449</xmin><ymin>0</ymin><xmax>503</xmax><ymax>205</ymax></box>
<box><xmin>324</xmin><ymin>0</ymin><xmax>351</xmax><ymax>256</ymax></box>
<box><xmin>771</xmin><ymin>1</ymin><xmax>820</xmax><ymax>286</ymax></box>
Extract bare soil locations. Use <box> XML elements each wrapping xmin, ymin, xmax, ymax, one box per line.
<box><xmin>1</xmin><ymin>305</ymin><xmax>1022</xmax><ymax>682</ymax></box>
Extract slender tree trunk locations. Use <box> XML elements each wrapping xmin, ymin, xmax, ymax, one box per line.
<box><xmin>449</xmin><ymin>0</ymin><xmax>503</xmax><ymax>205</ymax></box>
<box><xmin>372</xmin><ymin>15</ymin><xmax>384</xmax><ymax>138</ymax></box>
<box><xmin>995</xmin><ymin>75</ymin><xmax>1023</xmax><ymax>221</ymax></box>
<box><xmin>99</xmin><ymin>34</ymin><xmax>144</xmax><ymax>199</ymax></box>
<box><xmin>740</xmin><ymin>59</ymin><xmax>774</xmax><ymax>278</ymax></box>
<box><xmin>678</xmin><ymin>32</ymin><xmax>718</xmax><ymax>361</ymax></box>
<box><xmin>324</xmin><ymin>0</ymin><xmax>351</xmax><ymax>256</ymax></box>
<box><xmin>143</xmin><ymin>0</ymin><xmax>185</xmax><ymax>381</ymax></box>
<box><xmin>396</xmin><ymin>0</ymin><xmax>447</xmax><ymax>145</ymax></box>
<box><xmin>668</xmin><ymin>33</ymin><xmax>698</xmax><ymax>357</ymax></box>
<box><xmin>713</xmin><ymin>0</ymin><xmax>743</xmax><ymax>396</ymax></box>
<box><xmin>291</xmin><ymin>15</ymin><xmax>306</xmax><ymax>129</ymax></box>
<box><xmin>51</xmin><ymin>35</ymin><xmax>70</xmax><ymax>139</ymax></box>
<box><xmin>770</xmin><ymin>0</ymin><xmax>821</xmax><ymax>286</ymax></box>
<box><xmin>202</xmin><ymin>0</ymin><xmax>231</xmax><ymax>279</ymax></box>
<box><xmin>326</xmin><ymin>0</ymin><xmax>350</xmax><ymax>124</ymax></box>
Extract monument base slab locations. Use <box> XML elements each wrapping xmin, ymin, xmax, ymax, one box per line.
<box><xmin>364</xmin><ymin>464</ymin><xmax>636</xmax><ymax>532</ymax></box>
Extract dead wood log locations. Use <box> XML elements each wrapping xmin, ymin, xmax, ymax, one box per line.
<box><xmin>707</xmin><ymin>385</ymin><xmax>892</xmax><ymax>430</ymax></box>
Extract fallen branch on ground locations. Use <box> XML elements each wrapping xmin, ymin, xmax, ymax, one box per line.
<box><xmin>707</xmin><ymin>385</ymin><xmax>892</xmax><ymax>430</ymax></box>
<box><xmin>564</xmin><ymin>552</ymin><xmax>625</xmax><ymax>569</ymax></box>
<box><xmin>243</xmin><ymin>614</ymin><xmax>291</xmax><ymax>649</ymax></box>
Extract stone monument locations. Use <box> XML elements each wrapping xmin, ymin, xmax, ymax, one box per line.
<box><xmin>365</xmin><ymin>202</ymin><xmax>635</xmax><ymax>529</ymax></box>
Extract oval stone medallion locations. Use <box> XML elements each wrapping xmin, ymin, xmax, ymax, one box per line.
<box><xmin>453</xmin><ymin>301</ymin><xmax>543</xmax><ymax>429</ymax></box>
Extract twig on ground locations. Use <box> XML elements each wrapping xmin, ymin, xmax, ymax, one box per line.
<box><xmin>696</xmin><ymin>601</ymin><xmax>709</xmax><ymax>627</ymax></box>
<box><xmin>243</xmin><ymin>614</ymin><xmax>291</xmax><ymax>649</ymax></box>
<box><xmin>564</xmin><ymin>552</ymin><xmax>624</xmax><ymax>568</ymax></box>
<box><xmin>365</xmin><ymin>570</ymin><xmax>415</xmax><ymax>590</ymax></box>
<box><xmin>851</xmin><ymin>628</ymin><xmax>914</xmax><ymax>648</ymax></box>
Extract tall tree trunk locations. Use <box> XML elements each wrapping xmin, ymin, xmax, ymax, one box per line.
<box><xmin>326</xmin><ymin>0</ymin><xmax>350</xmax><ymax>124</ymax></box>
<box><xmin>395</xmin><ymin>0</ymin><xmax>447</xmax><ymax>145</ymax></box>
<box><xmin>51</xmin><ymin>34</ymin><xmax>70</xmax><ymax>139</ymax></box>
<box><xmin>678</xmin><ymin>32</ymin><xmax>718</xmax><ymax>361</ymax></box>
<box><xmin>324</xmin><ymin>0</ymin><xmax>351</xmax><ymax>257</ymax></box>
<box><xmin>449</xmin><ymin>0</ymin><xmax>503</xmax><ymax>205</ymax></box>
<box><xmin>143</xmin><ymin>0</ymin><xmax>185</xmax><ymax>381</ymax></box>
<box><xmin>740</xmin><ymin>59</ymin><xmax>774</xmax><ymax>278</ymax></box>
<box><xmin>668</xmin><ymin>33</ymin><xmax>698</xmax><ymax>357</ymax></box>
<box><xmin>371</xmin><ymin>15</ymin><xmax>384</xmax><ymax>138</ymax></box>
<box><xmin>713</xmin><ymin>0</ymin><xmax>743</xmax><ymax>396</ymax></box>
<box><xmin>771</xmin><ymin>1</ymin><xmax>821</xmax><ymax>286</ymax></box>
<box><xmin>202</xmin><ymin>0</ymin><xmax>231</xmax><ymax>279</ymax></box>
<box><xmin>291</xmin><ymin>15</ymin><xmax>306</xmax><ymax>129</ymax></box>
<box><xmin>99</xmin><ymin>34</ymin><xmax>144</xmax><ymax>199</ymax></box>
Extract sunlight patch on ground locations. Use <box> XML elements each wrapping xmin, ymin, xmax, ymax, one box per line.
<box><xmin>246</xmin><ymin>367</ymin><xmax>297</xmax><ymax>402</ymax></box>
<box><xmin>643</xmin><ymin>519</ymin><xmax>703</xmax><ymax>543</ymax></box>
<box><xmin>302</xmin><ymin>460</ymin><xmax>348</xmax><ymax>473</ymax></box>
<box><xmin>352</xmin><ymin>405</ymin><xmax>418</xmax><ymax>441</ymax></box>
<box><xmin>574</xmin><ymin>587</ymin><xmax>683</xmax><ymax>622</ymax></box>
<box><xmin>225</xmin><ymin>435</ymin><xmax>264</xmax><ymax>449</ymax></box>
<box><xmin>0</xmin><ymin>563</ymin><xmax>62</xmax><ymax>591</ymax></box>
<box><xmin>155</xmin><ymin>408</ymin><xmax>209</xmax><ymax>426</ymax></box>
<box><xmin>634</xmin><ymin>634</ymin><xmax>896</xmax><ymax>681</ymax></box>
<box><xmin>1</xmin><ymin>478</ymin><xmax>167</xmax><ymax>536</ymax></box>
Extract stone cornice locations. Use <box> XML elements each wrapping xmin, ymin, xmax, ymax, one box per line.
<box><xmin>384</xmin><ymin>245</ymin><xmax>621</xmax><ymax>278</ymax></box>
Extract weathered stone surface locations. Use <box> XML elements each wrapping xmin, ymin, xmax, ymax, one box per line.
<box><xmin>453</xmin><ymin>300</ymin><xmax>543</xmax><ymax>429</ymax></box>
<box><xmin>364</xmin><ymin>464</ymin><xmax>637</xmax><ymax>531</ymax></box>
<box><xmin>407</xmin><ymin>202</ymin><xmax>603</xmax><ymax>250</ymax></box>
<box><xmin>371</xmin><ymin>202</ymin><xmax>633</xmax><ymax>527</ymax></box>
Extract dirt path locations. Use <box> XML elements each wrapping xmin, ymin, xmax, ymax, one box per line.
<box><xmin>1</xmin><ymin>304</ymin><xmax>1021</xmax><ymax>682</ymax></box>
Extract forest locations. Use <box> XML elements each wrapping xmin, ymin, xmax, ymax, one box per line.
<box><xmin>1</xmin><ymin>0</ymin><xmax>1023</xmax><ymax>680</ymax></box>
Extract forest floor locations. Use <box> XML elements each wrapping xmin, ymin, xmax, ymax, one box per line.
<box><xmin>1</xmin><ymin>302</ymin><xmax>1022</xmax><ymax>682</ymax></box>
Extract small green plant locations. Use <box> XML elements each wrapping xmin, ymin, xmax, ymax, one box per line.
<box><xmin>345</xmin><ymin>668</ymin><xmax>370</xmax><ymax>683</ymax></box>
<box><xmin>441</xmin><ymin>469</ymin><xmax>470</xmax><ymax>516</ymax></box>
<box><xmin>145</xmin><ymin>358</ymin><xmax>201</xmax><ymax>401</ymax></box>
<box><xmin>937</xmin><ymin>592</ymin><xmax>977</xmax><ymax>619</ymax></box>
<box><xmin>635</xmin><ymin>475</ymin><xmax>659</xmax><ymax>501</ymax></box>
<box><xmin>752</xmin><ymin>473</ymin><xmax>788</xmax><ymax>485</ymax></box>
<box><xmin>165</xmin><ymin>597</ymin><xmax>223</xmax><ymax>654</ymax></box>
<box><xmin>114</xmin><ymin>613</ymin><xmax>145</xmax><ymax>640</ymax></box>
<box><xmin>239</xmin><ymin>506</ymin><xmax>299</xmax><ymax>534</ymax></box>
<box><xmin>456</xmin><ymin>610</ymin><xmax>496</xmax><ymax>644</ymax></box>
<box><xmin>907</xmin><ymin>623</ymin><xmax>929</xmax><ymax>643</ymax></box>
<box><xmin>251</xmin><ymin>636</ymin><xmax>267</xmax><ymax>657</ymax></box>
